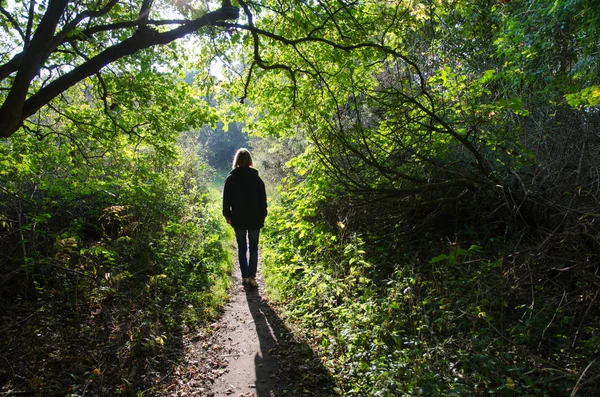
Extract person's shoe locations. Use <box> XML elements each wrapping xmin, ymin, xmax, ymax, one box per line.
<box><xmin>248</xmin><ymin>278</ymin><xmax>258</xmax><ymax>287</ymax></box>
<box><xmin>242</xmin><ymin>278</ymin><xmax>250</xmax><ymax>285</ymax></box>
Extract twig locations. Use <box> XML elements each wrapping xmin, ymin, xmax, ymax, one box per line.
<box><xmin>572</xmin><ymin>290</ymin><xmax>599</xmax><ymax>347</ymax></box>
<box><xmin>0</xmin><ymin>184</ymin><xmax>33</xmax><ymax>205</ymax></box>
<box><xmin>458</xmin><ymin>309</ymin><xmax>513</xmax><ymax>344</ymax></box>
<box><xmin>574</xmin><ymin>139</ymin><xmax>586</xmax><ymax>187</ymax></box>
<box><xmin>539</xmin><ymin>290</ymin><xmax>566</xmax><ymax>347</ymax></box>
<box><xmin>570</xmin><ymin>358</ymin><xmax>596</xmax><ymax>397</ymax></box>
<box><xmin>1</xmin><ymin>354</ymin><xmax>15</xmax><ymax>377</ymax></box>
<box><xmin>0</xmin><ymin>307</ymin><xmax>43</xmax><ymax>334</ymax></box>
<box><xmin>46</xmin><ymin>262</ymin><xmax>96</xmax><ymax>279</ymax></box>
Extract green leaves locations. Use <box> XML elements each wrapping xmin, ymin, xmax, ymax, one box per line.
<box><xmin>566</xmin><ymin>86</ymin><xmax>600</xmax><ymax>109</ymax></box>
<box><xmin>496</xmin><ymin>97</ymin><xmax>530</xmax><ymax>117</ymax></box>
<box><xmin>0</xmin><ymin>84</ymin><xmax>233</xmax><ymax>392</ymax></box>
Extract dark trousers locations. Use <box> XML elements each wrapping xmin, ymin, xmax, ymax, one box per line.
<box><xmin>235</xmin><ymin>229</ymin><xmax>260</xmax><ymax>278</ymax></box>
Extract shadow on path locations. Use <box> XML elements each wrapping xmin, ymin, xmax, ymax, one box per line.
<box><xmin>244</xmin><ymin>286</ymin><xmax>336</xmax><ymax>396</ymax></box>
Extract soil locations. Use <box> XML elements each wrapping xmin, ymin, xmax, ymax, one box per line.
<box><xmin>162</xmin><ymin>267</ymin><xmax>336</xmax><ymax>396</ymax></box>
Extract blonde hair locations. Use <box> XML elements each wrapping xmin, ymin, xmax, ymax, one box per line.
<box><xmin>232</xmin><ymin>148</ymin><xmax>253</xmax><ymax>169</ymax></box>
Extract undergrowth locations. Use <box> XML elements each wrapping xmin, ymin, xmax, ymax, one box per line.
<box><xmin>262</xmin><ymin>173</ymin><xmax>600</xmax><ymax>396</ymax></box>
<box><xmin>0</xmin><ymin>130</ymin><xmax>233</xmax><ymax>395</ymax></box>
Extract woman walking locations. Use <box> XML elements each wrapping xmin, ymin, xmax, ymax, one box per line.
<box><xmin>222</xmin><ymin>148</ymin><xmax>268</xmax><ymax>287</ymax></box>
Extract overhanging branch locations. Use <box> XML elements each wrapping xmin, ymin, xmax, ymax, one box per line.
<box><xmin>0</xmin><ymin>3</ymin><xmax>239</xmax><ymax>139</ymax></box>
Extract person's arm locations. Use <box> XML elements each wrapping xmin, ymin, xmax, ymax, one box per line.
<box><xmin>259</xmin><ymin>179</ymin><xmax>268</xmax><ymax>218</ymax></box>
<box><xmin>222</xmin><ymin>177</ymin><xmax>232</xmax><ymax>222</ymax></box>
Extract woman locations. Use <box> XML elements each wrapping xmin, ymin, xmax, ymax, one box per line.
<box><xmin>222</xmin><ymin>148</ymin><xmax>268</xmax><ymax>287</ymax></box>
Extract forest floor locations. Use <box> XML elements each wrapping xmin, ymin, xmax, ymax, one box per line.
<box><xmin>161</xmin><ymin>265</ymin><xmax>336</xmax><ymax>396</ymax></box>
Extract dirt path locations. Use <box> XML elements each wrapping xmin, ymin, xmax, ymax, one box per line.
<box><xmin>164</xmin><ymin>265</ymin><xmax>336</xmax><ymax>396</ymax></box>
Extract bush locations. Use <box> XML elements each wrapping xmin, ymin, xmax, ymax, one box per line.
<box><xmin>261</xmin><ymin>155</ymin><xmax>600</xmax><ymax>396</ymax></box>
<box><xmin>0</xmin><ymin>129</ymin><xmax>232</xmax><ymax>395</ymax></box>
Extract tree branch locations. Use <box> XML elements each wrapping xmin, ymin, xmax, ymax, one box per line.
<box><xmin>137</xmin><ymin>0</ymin><xmax>153</xmax><ymax>25</ymax></box>
<box><xmin>49</xmin><ymin>0</ymin><xmax>119</xmax><ymax>59</ymax></box>
<box><xmin>0</xmin><ymin>4</ymin><xmax>25</xmax><ymax>42</ymax></box>
<box><xmin>215</xmin><ymin>22</ymin><xmax>427</xmax><ymax>89</ymax></box>
<box><xmin>25</xmin><ymin>0</ymin><xmax>35</xmax><ymax>46</ymax></box>
<box><xmin>0</xmin><ymin>53</ymin><xmax>24</xmax><ymax>81</ymax></box>
<box><xmin>0</xmin><ymin>0</ymin><xmax>68</xmax><ymax>138</ymax></box>
<box><xmin>236</xmin><ymin>0</ymin><xmax>298</xmax><ymax>104</ymax></box>
<box><xmin>0</xmin><ymin>3</ymin><xmax>239</xmax><ymax>138</ymax></box>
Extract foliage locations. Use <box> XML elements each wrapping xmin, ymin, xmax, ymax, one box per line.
<box><xmin>251</xmin><ymin>2</ymin><xmax>600</xmax><ymax>394</ymax></box>
<box><xmin>0</xmin><ymin>0</ymin><xmax>239</xmax><ymax>138</ymax></box>
<box><xmin>263</xmin><ymin>156</ymin><xmax>600</xmax><ymax>395</ymax></box>
<box><xmin>1</xmin><ymin>0</ymin><xmax>421</xmax><ymax>140</ymax></box>
<box><xmin>0</xmin><ymin>74</ymin><xmax>232</xmax><ymax>395</ymax></box>
<box><xmin>1</xmin><ymin>0</ymin><xmax>600</xmax><ymax>395</ymax></box>
<box><xmin>222</xmin><ymin>0</ymin><xmax>600</xmax><ymax>238</ymax></box>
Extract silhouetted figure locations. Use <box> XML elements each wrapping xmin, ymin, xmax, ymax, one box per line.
<box><xmin>222</xmin><ymin>148</ymin><xmax>268</xmax><ymax>287</ymax></box>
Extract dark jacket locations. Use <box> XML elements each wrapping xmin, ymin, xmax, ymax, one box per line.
<box><xmin>222</xmin><ymin>167</ymin><xmax>268</xmax><ymax>229</ymax></box>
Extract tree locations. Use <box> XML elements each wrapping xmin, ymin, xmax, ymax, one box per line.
<box><xmin>0</xmin><ymin>0</ymin><xmax>417</xmax><ymax>140</ymax></box>
<box><xmin>0</xmin><ymin>0</ymin><xmax>239</xmax><ymax>138</ymax></box>
<box><xmin>228</xmin><ymin>2</ymin><xmax>501</xmax><ymax>212</ymax></box>
<box><xmin>239</xmin><ymin>0</ymin><xmax>600</xmax><ymax>236</ymax></box>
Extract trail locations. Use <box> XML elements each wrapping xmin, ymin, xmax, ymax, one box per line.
<box><xmin>165</xmin><ymin>264</ymin><xmax>335</xmax><ymax>396</ymax></box>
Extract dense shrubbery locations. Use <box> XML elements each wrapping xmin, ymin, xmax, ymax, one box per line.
<box><xmin>252</xmin><ymin>3</ymin><xmax>600</xmax><ymax>395</ymax></box>
<box><xmin>262</xmin><ymin>150</ymin><xmax>600</xmax><ymax>395</ymax></box>
<box><xmin>0</xmin><ymin>127</ymin><xmax>232</xmax><ymax>395</ymax></box>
